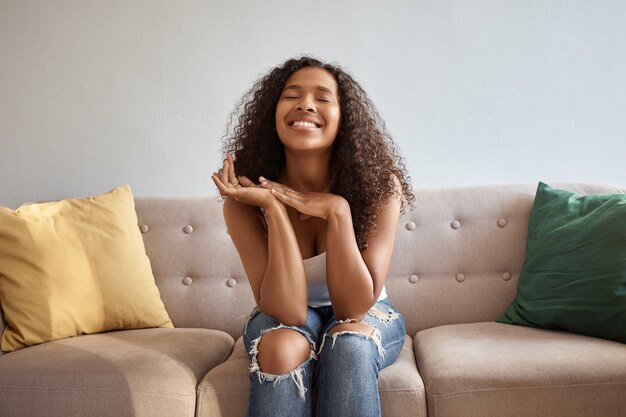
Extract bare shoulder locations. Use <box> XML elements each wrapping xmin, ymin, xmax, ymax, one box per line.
<box><xmin>222</xmin><ymin>198</ymin><xmax>268</xmax><ymax>249</ymax></box>
<box><xmin>390</xmin><ymin>173</ymin><xmax>403</xmax><ymax>201</ymax></box>
<box><xmin>378</xmin><ymin>173</ymin><xmax>403</xmax><ymax>216</ymax></box>
<box><xmin>362</xmin><ymin>176</ymin><xmax>402</xmax><ymax>248</ymax></box>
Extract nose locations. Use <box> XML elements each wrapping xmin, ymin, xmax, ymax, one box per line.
<box><xmin>295</xmin><ymin>96</ymin><xmax>315</xmax><ymax>112</ymax></box>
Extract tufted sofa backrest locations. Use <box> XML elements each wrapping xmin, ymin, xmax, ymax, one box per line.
<box><xmin>387</xmin><ymin>183</ymin><xmax>541</xmax><ymax>335</ymax></box>
<box><xmin>385</xmin><ymin>182</ymin><xmax>625</xmax><ymax>335</ymax></box>
<box><xmin>135</xmin><ymin>182</ymin><xmax>626</xmax><ymax>338</ymax></box>
<box><xmin>1</xmin><ymin>183</ymin><xmax>623</xmax><ymax>350</ymax></box>
<box><xmin>133</xmin><ymin>196</ymin><xmax>252</xmax><ymax>339</ymax></box>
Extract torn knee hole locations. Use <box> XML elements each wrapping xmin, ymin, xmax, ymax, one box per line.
<box><xmin>253</xmin><ymin>328</ymin><xmax>314</xmax><ymax>375</ymax></box>
<box><xmin>319</xmin><ymin>324</ymin><xmax>386</xmax><ymax>361</ymax></box>
<box><xmin>248</xmin><ymin>327</ymin><xmax>315</xmax><ymax>399</ymax></box>
<box><xmin>367</xmin><ymin>306</ymin><xmax>400</xmax><ymax>326</ymax></box>
<box><xmin>328</xmin><ymin>322</ymin><xmax>376</xmax><ymax>336</ymax></box>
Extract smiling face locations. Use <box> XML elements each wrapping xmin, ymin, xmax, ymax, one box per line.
<box><xmin>275</xmin><ymin>67</ymin><xmax>341</xmax><ymax>153</ymax></box>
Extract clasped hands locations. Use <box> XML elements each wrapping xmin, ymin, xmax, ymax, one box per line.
<box><xmin>211</xmin><ymin>153</ymin><xmax>347</xmax><ymax>221</ymax></box>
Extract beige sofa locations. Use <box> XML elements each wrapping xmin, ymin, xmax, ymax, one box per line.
<box><xmin>1</xmin><ymin>183</ymin><xmax>625</xmax><ymax>417</ymax></box>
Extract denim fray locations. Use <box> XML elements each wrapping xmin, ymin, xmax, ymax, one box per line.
<box><xmin>247</xmin><ymin>324</ymin><xmax>317</xmax><ymax>399</ymax></box>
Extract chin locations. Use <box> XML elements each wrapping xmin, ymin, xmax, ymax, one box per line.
<box><xmin>281</xmin><ymin>137</ymin><xmax>334</xmax><ymax>152</ymax></box>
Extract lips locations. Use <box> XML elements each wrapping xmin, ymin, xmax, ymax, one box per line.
<box><xmin>286</xmin><ymin>116</ymin><xmax>323</xmax><ymax>128</ymax></box>
<box><xmin>291</xmin><ymin>120</ymin><xmax>320</xmax><ymax>129</ymax></box>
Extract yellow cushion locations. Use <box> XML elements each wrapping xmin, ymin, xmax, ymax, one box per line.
<box><xmin>0</xmin><ymin>185</ymin><xmax>173</xmax><ymax>352</ymax></box>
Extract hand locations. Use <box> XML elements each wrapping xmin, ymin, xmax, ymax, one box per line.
<box><xmin>258</xmin><ymin>177</ymin><xmax>349</xmax><ymax>221</ymax></box>
<box><xmin>211</xmin><ymin>153</ymin><xmax>277</xmax><ymax>209</ymax></box>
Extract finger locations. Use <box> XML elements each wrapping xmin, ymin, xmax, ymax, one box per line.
<box><xmin>221</xmin><ymin>159</ymin><xmax>230</xmax><ymax>186</ymax></box>
<box><xmin>258</xmin><ymin>176</ymin><xmax>283</xmax><ymax>190</ymax></box>
<box><xmin>227</xmin><ymin>153</ymin><xmax>238</xmax><ymax>186</ymax></box>
<box><xmin>211</xmin><ymin>174</ymin><xmax>225</xmax><ymax>195</ymax></box>
<box><xmin>212</xmin><ymin>172</ymin><xmax>224</xmax><ymax>186</ymax></box>
<box><xmin>211</xmin><ymin>173</ymin><xmax>231</xmax><ymax>194</ymax></box>
<box><xmin>259</xmin><ymin>176</ymin><xmax>300</xmax><ymax>197</ymax></box>
<box><xmin>218</xmin><ymin>157</ymin><xmax>228</xmax><ymax>176</ymax></box>
<box><xmin>271</xmin><ymin>188</ymin><xmax>305</xmax><ymax>209</ymax></box>
<box><xmin>238</xmin><ymin>175</ymin><xmax>255</xmax><ymax>187</ymax></box>
<box><xmin>212</xmin><ymin>172</ymin><xmax>240</xmax><ymax>197</ymax></box>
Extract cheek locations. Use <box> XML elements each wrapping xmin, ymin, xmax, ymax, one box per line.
<box><xmin>275</xmin><ymin>103</ymin><xmax>286</xmax><ymax>126</ymax></box>
<box><xmin>327</xmin><ymin>108</ymin><xmax>341</xmax><ymax>130</ymax></box>
<box><xmin>274</xmin><ymin>112</ymin><xmax>281</xmax><ymax>129</ymax></box>
<box><xmin>274</xmin><ymin>104</ymin><xmax>290</xmax><ymax>142</ymax></box>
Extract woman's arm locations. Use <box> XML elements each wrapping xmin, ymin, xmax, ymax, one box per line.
<box><xmin>213</xmin><ymin>155</ymin><xmax>308</xmax><ymax>326</ymax></box>
<box><xmin>325</xmin><ymin>190</ymin><xmax>401</xmax><ymax>321</ymax></box>
<box><xmin>260</xmin><ymin>177</ymin><xmax>403</xmax><ymax>322</ymax></box>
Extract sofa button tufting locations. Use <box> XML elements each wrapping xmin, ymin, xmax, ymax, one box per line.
<box><xmin>502</xmin><ymin>272</ymin><xmax>511</xmax><ymax>281</ymax></box>
<box><xmin>405</xmin><ymin>221</ymin><xmax>416</xmax><ymax>230</ymax></box>
<box><xmin>139</xmin><ymin>224</ymin><xmax>149</xmax><ymax>233</ymax></box>
<box><xmin>183</xmin><ymin>276</ymin><xmax>193</xmax><ymax>286</ymax></box>
<box><xmin>227</xmin><ymin>278</ymin><xmax>237</xmax><ymax>288</ymax></box>
<box><xmin>409</xmin><ymin>274</ymin><xmax>419</xmax><ymax>284</ymax></box>
<box><xmin>183</xmin><ymin>224</ymin><xmax>194</xmax><ymax>234</ymax></box>
<box><xmin>451</xmin><ymin>220</ymin><xmax>461</xmax><ymax>229</ymax></box>
<box><xmin>456</xmin><ymin>273</ymin><xmax>466</xmax><ymax>282</ymax></box>
<box><xmin>498</xmin><ymin>218</ymin><xmax>508</xmax><ymax>228</ymax></box>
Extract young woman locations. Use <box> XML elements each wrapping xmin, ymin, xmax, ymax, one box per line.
<box><xmin>212</xmin><ymin>56</ymin><xmax>414</xmax><ymax>417</ymax></box>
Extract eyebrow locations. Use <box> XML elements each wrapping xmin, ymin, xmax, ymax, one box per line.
<box><xmin>282</xmin><ymin>84</ymin><xmax>336</xmax><ymax>95</ymax></box>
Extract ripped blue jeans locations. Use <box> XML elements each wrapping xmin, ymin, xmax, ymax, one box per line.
<box><xmin>242</xmin><ymin>298</ymin><xmax>406</xmax><ymax>417</ymax></box>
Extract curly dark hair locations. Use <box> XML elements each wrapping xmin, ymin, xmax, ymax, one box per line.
<box><xmin>221</xmin><ymin>55</ymin><xmax>414</xmax><ymax>249</ymax></box>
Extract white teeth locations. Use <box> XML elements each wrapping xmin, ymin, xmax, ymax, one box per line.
<box><xmin>292</xmin><ymin>120</ymin><xmax>318</xmax><ymax>128</ymax></box>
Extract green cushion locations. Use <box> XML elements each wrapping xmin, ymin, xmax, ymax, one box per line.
<box><xmin>497</xmin><ymin>182</ymin><xmax>626</xmax><ymax>343</ymax></box>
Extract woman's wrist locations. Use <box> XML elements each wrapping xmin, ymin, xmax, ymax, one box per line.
<box><xmin>262</xmin><ymin>198</ymin><xmax>287</xmax><ymax>216</ymax></box>
<box><xmin>326</xmin><ymin>196</ymin><xmax>350</xmax><ymax>221</ymax></box>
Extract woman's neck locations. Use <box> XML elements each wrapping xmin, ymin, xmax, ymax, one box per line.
<box><xmin>282</xmin><ymin>149</ymin><xmax>332</xmax><ymax>193</ymax></box>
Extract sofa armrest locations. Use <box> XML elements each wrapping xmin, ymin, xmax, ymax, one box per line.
<box><xmin>0</xmin><ymin>306</ymin><xmax>6</xmax><ymax>357</ymax></box>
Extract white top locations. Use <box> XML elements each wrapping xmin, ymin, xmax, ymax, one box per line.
<box><xmin>303</xmin><ymin>252</ymin><xmax>388</xmax><ymax>308</ymax></box>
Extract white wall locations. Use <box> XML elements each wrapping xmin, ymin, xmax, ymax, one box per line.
<box><xmin>1</xmin><ymin>0</ymin><xmax>625</xmax><ymax>208</ymax></box>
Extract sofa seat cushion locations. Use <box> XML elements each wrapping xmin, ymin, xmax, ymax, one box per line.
<box><xmin>414</xmin><ymin>322</ymin><xmax>626</xmax><ymax>417</ymax></box>
<box><xmin>0</xmin><ymin>328</ymin><xmax>234</xmax><ymax>417</ymax></box>
<box><xmin>197</xmin><ymin>335</ymin><xmax>426</xmax><ymax>417</ymax></box>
